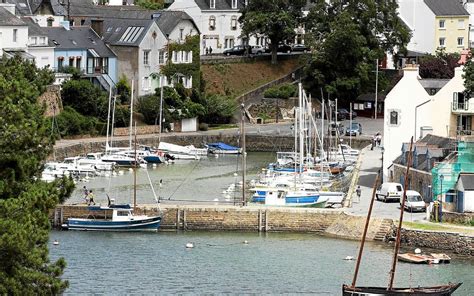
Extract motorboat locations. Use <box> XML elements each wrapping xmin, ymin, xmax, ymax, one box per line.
<box><xmin>263</xmin><ymin>189</ymin><xmax>328</xmax><ymax>208</ymax></box>
<box><xmin>158</xmin><ymin>142</ymin><xmax>200</xmax><ymax>160</ymax></box>
<box><xmin>79</xmin><ymin>153</ymin><xmax>115</xmax><ymax>171</ymax></box>
<box><xmin>207</xmin><ymin>142</ymin><xmax>241</xmax><ymax>154</ymax></box>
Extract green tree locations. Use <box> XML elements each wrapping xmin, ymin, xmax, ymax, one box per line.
<box><xmin>0</xmin><ymin>56</ymin><xmax>73</xmax><ymax>294</ymax></box>
<box><xmin>135</xmin><ymin>0</ymin><xmax>164</xmax><ymax>9</ymax></box>
<box><xmin>419</xmin><ymin>50</ymin><xmax>460</xmax><ymax>79</ymax></box>
<box><xmin>264</xmin><ymin>83</ymin><xmax>297</xmax><ymax>99</ymax></box>
<box><xmin>239</xmin><ymin>0</ymin><xmax>306</xmax><ymax>64</ymax></box>
<box><xmin>201</xmin><ymin>94</ymin><xmax>237</xmax><ymax>124</ymax></box>
<box><xmin>115</xmin><ymin>75</ymin><xmax>131</xmax><ymax>104</ymax></box>
<box><xmin>304</xmin><ymin>0</ymin><xmax>410</xmax><ymax>102</ymax></box>
<box><xmin>61</xmin><ymin>79</ymin><xmax>108</xmax><ymax>119</ymax></box>
<box><xmin>463</xmin><ymin>51</ymin><xmax>474</xmax><ymax>97</ymax></box>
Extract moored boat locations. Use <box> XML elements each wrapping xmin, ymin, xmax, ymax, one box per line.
<box><xmin>398</xmin><ymin>253</ymin><xmax>451</xmax><ymax>264</ymax></box>
<box><xmin>65</xmin><ymin>204</ymin><xmax>161</xmax><ymax>231</ymax></box>
<box><xmin>207</xmin><ymin>142</ymin><xmax>241</xmax><ymax>154</ymax></box>
<box><xmin>342</xmin><ymin>283</ymin><xmax>461</xmax><ymax>296</ymax></box>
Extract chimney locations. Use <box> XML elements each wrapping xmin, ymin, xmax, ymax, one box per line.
<box><xmin>0</xmin><ymin>3</ymin><xmax>16</xmax><ymax>15</ymax></box>
<box><xmin>91</xmin><ymin>20</ymin><xmax>104</xmax><ymax>37</ymax></box>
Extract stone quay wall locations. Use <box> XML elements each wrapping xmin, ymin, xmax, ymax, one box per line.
<box><xmin>393</xmin><ymin>227</ymin><xmax>474</xmax><ymax>256</ymax></box>
<box><xmin>442</xmin><ymin>211</ymin><xmax>474</xmax><ymax>225</ymax></box>
<box><xmin>51</xmin><ymin>205</ymin><xmax>389</xmax><ymax>241</ymax></box>
<box><xmin>50</xmin><ymin>134</ymin><xmax>371</xmax><ymax>160</ymax></box>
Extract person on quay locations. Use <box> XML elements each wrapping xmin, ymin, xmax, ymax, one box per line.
<box><xmin>83</xmin><ymin>186</ymin><xmax>89</xmax><ymax>204</ymax></box>
<box><xmin>88</xmin><ymin>190</ymin><xmax>96</xmax><ymax>206</ymax></box>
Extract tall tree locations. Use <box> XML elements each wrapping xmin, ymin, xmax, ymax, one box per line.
<box><xmin>419</xmin><ymin>50</ymin><xmax>460</xmax><ymax>79</ymax></box>
<box><xmin>463</xmin><ymin>50</ymin><xmax>474</xmax><ymax>97</ymax></box>
<box><xmin>0</xmin><ymin>56</ymin><xmax>73</xmax><ymax>294</ymax></box>
<box><xmin>304</xmin><ymin>0</ymin><xmax>410</xmax><ymax>102</ymax></box>
<box><xmin>239</xmin><ymin>0</ymin><xmax>306</xmax><ymax>65</ymax></box>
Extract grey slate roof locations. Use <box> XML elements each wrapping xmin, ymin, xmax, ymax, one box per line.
<box><xmin>458</xmin><ymin>174</ymin><xmax>474</xmax><ymax>190</ymax></box>
<box><xmin>83</xmin><ymin>18</ymin><xmax>153</xmax><ymax>47</ymax></box>
<box><xmin>195</xmin><ymin>0</ymin><xmax>244</xmax><ymax>10</ymax></box>
<box><xmin>43</xmin><ymin>26</ymin><xmax>115</xmax><ymax>57</ymax></box>
<box><xmin>0</xmin><ymin>6</ymin><xmax>27</xmax><ymax>26</ymax></box>
<box><xmin>424</xmin><ymin>0</ymin><xmax>469</xmax><ymax>16</ymax></box>
<box><xmin>419</xmin><ymin>79</ymin><xmax>450</xmax><ymax>89</ymax></box>
<box><xmin>155</xmin><ymin>10</ymin><xmax>200</xmax><ymax>35</ymax></box>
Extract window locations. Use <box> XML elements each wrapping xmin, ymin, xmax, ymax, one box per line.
<box><xmin>210</xmin><ymin>0</ymin><xmax>215</xmax><ymax>9</ymax></box>
<box><xmin>231</xmin><ymin>16</ymin><xmax>237</xmax><ymax>30</ymax></box>
<box><xmin>58</xmin><ymin>57</ymin><xmax>64</xmax><ymax>70</ymax></box>
<box><xmin>184</xmin><ymin>51</ymin><xmax>189</xmax><ymax>63</ymax></box>
<box><xmin>179</xmin><ymin>28</ymin><xmax>184</xmax><ymax>40</ymax></box>
<box><xmin>458</xmin><ymin>19</ymin><xmax>465</xmax><ymax>29</ymax></box>
<box><xmin>439</xmin><ymin>19</ymin><xmax>445</xmax><ymax>29</ymax></box>
<box><xmin>69</xmin><ymin>57</ymin><xmax>74</xmax><ymax>67</ymax></box>
<box><xmin>439</xmin><ymin>37</ymin><xmax>445</xmax><ymax>47</ymax></box>
<box><xmin>142</xmin><ymin>76</ymin><xmax>151</xmax><ymax>91</ymax></box>
<box><xmin>39</xmin><ymin>37</ymin><xmax>46</xmax><ymax>45</ymax></box>
<box><xmin>232</xmin><ymin>0</ymin><xmax>237</xmax><ymax>9</ymax></box>
<box><xmin>143</xmin><ymin>50</ymin><xmax>150</xmax><ymax>65</ymax></box>
<box><xmin>172</xmin><ymin>51</ymin><xmax>178</xmax><ymax>63</ymax></box>
<box><xmin>389</xmin><ymin>110</ymin><xmax>399</xmax><ymax>125</ymax></box>
<box><xmin>225</xmin><ymin>38</ymin><xmax>234</xmax><ymax>49</ymax></box>
<box><xmin>458</xmin><ymin>37</ymin><xmax>464</xmax><ymax>47</ymax></box>
<box><xmin>13</xmin><ymin>29</ymin><xmax>17</xmax><ymax>42</ymax></box>
<box><xmin>76</xmin><ymin>57</ymin><xmax>81</xmax><ymax>69</ymax></box>
<box><xmin>209</xmin><ymin>16</ymin><xmax>216</xmax><ymax>31</ymax></box>
<box><xmin>30</xmin><ymin>37</ymin><xmax>37</xmax><ymax>45</ymax></box>
<box><xmin>47</xmin><ymin>17</ymin><xmax>53</xmax><ymax>27</ymax></box>
<box><xmin>158</xmin><ymin>50</ymin><xmax>165</xmax><ymax>64</ymax></box>
<box><xmin>102</xmin><ymin>58</ymin><xmax>108</xmax><ymax>74</ymax></box>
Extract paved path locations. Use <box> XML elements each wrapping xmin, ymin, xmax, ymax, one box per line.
<box><xmin>347</xmin><ymin>145</ymin><xmax>426</xmax><ymax>221</ymax></box>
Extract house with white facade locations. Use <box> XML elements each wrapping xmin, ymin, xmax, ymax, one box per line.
<box><xmin>168</xmin><ymin>0</ymin><xmax>254</xmax><ymax>55</ymax></box>
<box><xmin>0</xmin><ymin>4</ymin><xmax>30</xmax><ymax>59</ymax></box>
<box><xmin>79</xmin><ymin>8</ymin><xmax>199</xmax><ymax>96</ymax></box>
<box><xmin>397</xmin><ymin>0</ymin><xmax>469</xmax><ymax>54</ymax></box>
<box><xmin>23</xmin><ymin>17</ymin><xmax>55</xmax><ymax>69</ymax></box>
<box><xmin>383</xmin><ymin>65</ymin><xmax>469</xmax><ymax>181</ymax></box>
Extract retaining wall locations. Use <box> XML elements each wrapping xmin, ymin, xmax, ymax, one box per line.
<box><xmin>50</xmin><ymin>134</ymin><xmax>371</xmax><ymax>161</ymax></box>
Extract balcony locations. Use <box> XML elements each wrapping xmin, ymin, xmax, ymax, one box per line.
<box><xmin>451</xmin><ymin>102</ymin><xmax>474</xmax><ymax>114</ymax></box>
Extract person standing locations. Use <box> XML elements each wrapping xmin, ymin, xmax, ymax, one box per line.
<box><xmin>209</xmin><ymin>46</ymin><xmax>213</xmax><ymax>55</ymax></box>
<box><xmin>88</xmin><ymin>190</ymin><xmax>96</xmax><ymax>206</ymax></box>
<box><xmin>83</xmin><ymin>186</ymin><xmax>89</xmax><ymax>204</ymax></box>
<box><xmin>355</xmin><ymin>185</ymin><xmax>361</xmax><ymax>202</ymax></box>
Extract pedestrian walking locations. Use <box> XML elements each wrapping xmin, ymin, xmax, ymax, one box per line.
<box><xmin>356</xmin><ymin>185</ymin><xmax>361</xmax><ymax>201</ymax></box>
<box><xmin>205</xmin><ymin>47</ymin><xmax>209</xmax><ymax>55</ymax></box>
<box><xmin>88</xmin><ymin>190</ymin><xmax>96</xmax><ymax>206</ymax></box>
<box><xmin>209</xmin><ymin>46</ymin><xmax>213</xmax><ymax>55</ymax></box>
<box><xmin>83</xmin><ymin>186</ymin><xmax>89</xmax><ymax>203</ymax></box>
<box><xmin>376</xmin><ymin>132</ymin><xmax>382</xmax><ymax>147</ymax></box>
<box><xmin>371</xmin><ymin>135</ymin><xmax>376</xmax><ymax>150</ymax></box>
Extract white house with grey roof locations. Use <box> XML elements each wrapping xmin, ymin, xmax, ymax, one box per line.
<box><xmin>80</xmin><ymin>7</ymin><xmax>199</xmax><ymax>96</ymax></box>
<box><xmin>168</xmin><ymin>0</ymin><xmax>254</xmax><ymax>55</ymax></box>
<box><xmin>0</xmin><ymin>3</ymin><xmax>29</xmax><ymax>56</ymax></box>
<box><xmin>23</xmin><ymin>16</ymin><xmax>55</xmax><ymax>69</ymax></box>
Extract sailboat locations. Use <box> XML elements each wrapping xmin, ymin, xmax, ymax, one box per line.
<box><xmin>342</xmin><ymin>137</ymin><xmax>461</xmax><ymax>295</ymax></box>
<box><xmin>65</xmin><ymin>124</ymin><xmax>162</xmax><ymax>232</ymax></box>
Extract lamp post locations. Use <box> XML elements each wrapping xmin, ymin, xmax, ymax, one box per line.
<box><xmin>427</xmin><ymin>185</ymin><xmax>432</xmax><ymax>221</ymax></box>
<box><xmin>439</xmin><ymin>174</ymin><xmax>444</xmax><ymax>201</ymax></box>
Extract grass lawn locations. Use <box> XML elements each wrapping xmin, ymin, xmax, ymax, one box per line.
<box><xmin>403</xmin><ymin>221</ymin><xmax>474</xmax><ymax>235</ymax></box>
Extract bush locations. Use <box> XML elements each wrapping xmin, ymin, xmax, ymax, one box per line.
<box><xmin>54</xmin><ymin>107</ymin><xmax>100</xmax><ymax>136</ymax></box>
<box><xmin>114</xmin><ymin>104</ymin><xmax>131</xmax><ymax>128</ymax></box>
<box><xmin>199</xmin><ymin>123</ymin><xmax>209</xmax><ymax>131</ymax></box>
<box><xmin>136</xmin><ymin>94</ymin><xmax>160</xmax><ymax>125</ymax></box>
<box><xmin>264</xmin><ymin>83</ymin><xmax>297</xmax><ymax>99</ymax></box>
<box><xmin>61</xmin><ymin>79</ymin><xmax>108</xmax><ymax>119</ymax></box>
<box><xmin>201</xmin><ymin>94</ymin><xmax>237</xmax><ymax>124</ymax></box>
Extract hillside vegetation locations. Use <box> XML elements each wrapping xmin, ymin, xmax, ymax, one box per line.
<box><xmin>202</xmin><ymin>58</ymin><xmax>302</xmax><ymax>98</ymax></box>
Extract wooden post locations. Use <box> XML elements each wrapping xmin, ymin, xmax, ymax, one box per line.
<box><xmin>264</xmin><ymin>210</ymin><xmax>268</xmax><ymax>232</ymax></box>
<box><xmin>183</xmin><ymin>209</ymin><xmax>187</xmax><ymax>230</ymax></box>
<box><xmin>258</xmin><ymin>210</ymin><xmax>262</xmax><ymax>232</ymax></box>
<box><xmin>176</xmin><ymin>208</ymin><xmax>181</xmax><ymax>230</ymax></box>
<box><xmin>351</xmin><ymin>171</ymin><xmax>380</xmax><ymax>288</ymax></box>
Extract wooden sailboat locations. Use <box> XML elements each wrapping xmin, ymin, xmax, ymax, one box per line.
<box><xmin>342</xmin><ymin>137</ymin><xmax>461</xmax><ymax>295</ymax></box>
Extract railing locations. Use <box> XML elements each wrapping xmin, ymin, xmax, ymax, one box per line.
<box><xmin>451</xmin><ymin>101</ymin><xmax>474</xmax><ymax>113</ymax></box>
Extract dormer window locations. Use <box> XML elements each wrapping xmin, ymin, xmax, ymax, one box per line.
<box><xmin>209</xmin><ymin>16</ymin><xmax>216</xmax><ymax>31</ymax></box>
<box><xmin>232</xmin><ymin>0</ymin><xmax>237</xmax><ymax>9</ymax></box>
<box><xmin>231</xmin><ymin>16</ymin><xmax>237</xmax><ymax>30</ymax></box>
<box><xmin>210</xmin><ymin>0</ymin><xmax>215</xmax><ymax>9</ymax></box>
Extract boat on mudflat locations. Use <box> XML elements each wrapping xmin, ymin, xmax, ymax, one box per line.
<box><xmin>398</xmin><ymin>253</ymin><xmax>451</xmax><ymax>264</ymax></box>
<box><xmin>65</xmin><ymin>204</ymin><xmax>161</xmax><ymax>231</ymax></box>
<box><xmin>207</xmin><ymin>142</ymin><xmax>241</xmax><ymax>154</ymax></box>
<box><xmin>262</xmin><ymin>189</ymin><xmax>328</xmax><ymax>208</ymax></box>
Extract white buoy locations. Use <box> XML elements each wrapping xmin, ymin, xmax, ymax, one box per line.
<box><xmin>243</xmin><ymin>240</ymin><xmax>249</xmax><ymax>245</ymax></box>
<box><xmin>343</xmin><ymin>256</ymin><xmax>354</xmax><ymax>261</ymax></box>
<box><xmin>118</xmin><ymin>171</ymin><xmax>124</xmax><ymax>175</ymax></box>
<box><xmin>222</xmin><ymin>190</ymin><xmax>228</xmax><ymax>194</ymax></box>
<box><xmin>213</xmin><ymin>198</ymin><xmax>219</xmax><ymax>202</ymax></box>
<box><xmin>214</xmin><ymin>154</ymin><xmax>219</xmax><ymax>158</ymax></box>
<box><xmin>414</xmin><ymin>248</ymin><xmax>422</xmax><ymax>254</ymax></box>
<box><xmin>53</xmin><ymin>240</ymin><xmax>59</xmax><ymax>246</ymax></box>
<box><xmin>152</xmin><ymin>164</ymin><xmax>157</xmax><ymax>168</ymax></box>
<box><xmin>186</xmin><ymin>242</ymin><xmax>194</xmax><ymax>248</ymax></box>
<box><xmin>128</xmin><ymin>168</ymin><xmax>133</xmax><ymax>172</ymax></box>
<box><xmin>233</xmin><ymin>173</ymin><xmax>238</xmax><ymax>177</ymax></box>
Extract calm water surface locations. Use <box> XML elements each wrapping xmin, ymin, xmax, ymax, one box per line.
<box><xmin>68</xmin><ymin>152</ymin><xmax>275</xmax><ymax>205</ymax></box>
<box><xmin>49</xmin><ymin>231</ymin><xmax>473</xmax><ymax>295</ymax></box>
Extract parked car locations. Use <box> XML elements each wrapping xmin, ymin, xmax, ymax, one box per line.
<box><xmin>337</xmin><ymin>108</ymin><xmax>357</xmax><ymax>120</ymax></box>
<box><xmin>401</xmin><ymin>190</ymin><xmax>426</xmax><ymax>212</ymax></box>
<box><xmin>345</xmin><ymin>122</ymin><xmax>362</xmax><ymax>136</ymax></box>
<box><xmin>376</xmin><ymin>182</ymin><xmax>404</xmax><ymax>202</ymax></box>
<box><xmin>250</xmin><ymin>45</ymin><xmax>265</xmax><ymax>55</ymax></box>
<box><xmin>264</xmin><ymin>44</ymin><xmax>292</xmax><ymax>53</ymax></box>
<box><xmin>223</xmin><ymin>45</ymin><xmax>246</xmax><ymax>56</ymax></box>
<box><xmin>329</xmin><ymin>121</ymin><xmax>345</xmax><ymax>136</ymax></box>
<box><xmin>292</xmin><ymin>44</ymin><xmax>310</xmax><ymax>52</ymax></box>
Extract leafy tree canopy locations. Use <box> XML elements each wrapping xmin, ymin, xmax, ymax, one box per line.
<box><xmin>264</xmin><ymin>83</ymin><xmax>297</xmax><ymax>99</ymax></box>
<box><xmin>135</xmin><ymin>0</ymin><xmax>164</xmax><ymax>10</ymax></box>
<box><xmin>419</xmin><ymin>50</ymin><xmax>460</xmax><ymax>79</ymax></box>
<box><xmin>463</xmin><ymin>50</ymin><xmax>474</xmax><ymax>97</ymax></box>
<box><xmin>239</xmin><ymin>0</ymin><xmax>306</xmax><ymax>64</ymax></box>
<box><xmin>303</xmin><ymin>0</ymin><xmax>410</xmax><ymax>102</ymax></box>
<box><xmin>61</xmin><ymin>79</ymin><xmax>108</xmax><ymax>120</ymax></box>
<box><xmin>0</xmin><ymin>56</ymin><xmax>73</xmax><ymax>294</ymax></box>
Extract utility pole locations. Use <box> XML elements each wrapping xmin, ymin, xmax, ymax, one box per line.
<box><xmin>375</xmin><ymin>58</ymin><xmax>379</xmax><ymax>120</ymax></box>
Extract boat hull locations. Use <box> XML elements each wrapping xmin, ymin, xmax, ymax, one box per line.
<box><xmin>66</xmin><ymin>216</ymin><xmax>161</xmax><ymax>232</ymax></box>
<box><xmin>342</xmin><ymin>283</ymin><xmax>462</xmax><ymax>296</ymax></box>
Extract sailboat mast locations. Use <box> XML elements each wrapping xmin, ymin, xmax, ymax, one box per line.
<box><xmin>129</xmin><ymin>79</ymin><xmax>135</xmax><ymax>149</ymax></box>
<box><xmin>110</xmin><ymin>95</ymin><xmax>117</xmax><ymax>152</ymax></box>
<box><xmin>158</xmin><ymin>75</ymin><xmax>164</xmax><ymax>144</ymax></box>
<box><xmin>351</xmin><ymin>171</ymin><xmax>380</xmax><ymax>288</ymax></box>
<box><xmin>298</xmin><ymin>83</ymin><xmax>304</xmax><ymax>171</ymax></box>
<box><xmin>388</xmin><ymin>137</ymin><xmax>414</xmax><ymax>290</ymax></box>
<box><xmin>105</xmin><ymin>86</ymin><xmax>112</xmax><ymax>151</ymax></box>
<box><xmin>241</xmin><ymin>103</ymin><xmax>247</xmax><ymax>206</ymax></box>
<box><xmin>133</xmin><ymin>122</ymin><xmax>137</xmax><ymax>211</ymax></box>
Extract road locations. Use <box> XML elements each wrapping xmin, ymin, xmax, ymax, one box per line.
<box><xmin>347</xmin><ymin>145</ymin><xmax>426</xmax><ymax>221</ymax></box>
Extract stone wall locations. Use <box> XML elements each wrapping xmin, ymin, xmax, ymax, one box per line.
<box><xmin>38</xmin><ymin>85</ymin><xmax>62</xmax><ymax>117</ymax></box>
<box><xmin>392</xmin><ymin>164</ymin><xmax>432</xmax><ymax>199</ymax></box>
<box><xmin>113</xmin><ymin>125</ymin><xmax>160</xmax><ymax>136</ymax></box>
<box><xmin>398</xmin><ymin>227</ymin><xmax>474</xmax><ymax>256</ymax></box>
<box><xmin>50</xmin><ymin>134</ymin><xmax>371</xmax><ymax>160</ymax></box>
<box><xmin>52</xmin><ymin>205</ymin><xmax>389</xmax><ymax>241</ymax></box>
<box><xmin>442</xmin><ymin>211</ymin><xmax>474</xmax><ymax>225</ymax></box>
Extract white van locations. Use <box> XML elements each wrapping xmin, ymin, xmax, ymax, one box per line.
<box><xmin>402</xmin><ymin>190</ymin><xmax>426</xmax><ymax>212</ymax></box>
<box><xmin>376</xmin><ymin>182</ymin><xmax>403</xmax><ymax>202</ymax></box>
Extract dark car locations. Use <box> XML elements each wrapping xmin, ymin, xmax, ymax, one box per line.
<box><xmin>345</xmin><ymin>122</ymin><xmax>363</xmax><ymax>136</ymax></box>
<box><xmin>223</xmin><ymin>45</ymin><xmax>246</xmax><ymax>56</ymax></box>
<box><xmin>264</xmin><ymin>44</ymin><xmax>292</xmax><ymax>53</ymax></box>
<box><xmin>292</xmin><ymin>44</ymin><xmax>310</xmax><ymax>52</ymax></box>
<box><xmin>337</xmin><ymin>108</ymin><xmax>357</xmax><ymax>120</ymax></box>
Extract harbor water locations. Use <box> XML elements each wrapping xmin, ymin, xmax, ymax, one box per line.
<box><xmin>68</xmin><ymin>152</ymin><xmax>275</xmax><ymax>205</ymax></box>
<box><xmin>49</xmin><ymin>231</ymin><xmax>473</xmax><ymax>295</ymax></box>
